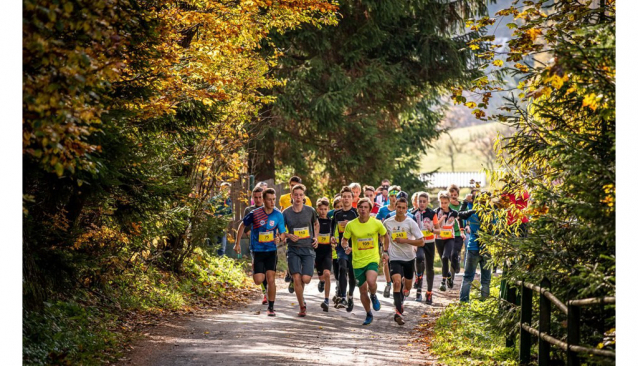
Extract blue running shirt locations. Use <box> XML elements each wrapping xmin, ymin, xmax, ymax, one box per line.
<box><xmin>243</xmin><ymin>207</ymin><xmax>287</xmax><ymax>252</ymax></box>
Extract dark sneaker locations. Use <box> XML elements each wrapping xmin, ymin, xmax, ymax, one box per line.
<box><xmin>262</xmin><ymin>295</ymin><xmax>268</xmax><ymax>305</ymax></box>
<box><xmin>288</xmin><ymin>280</ymin><xmax>295</xmax><ymax>294</ymax></box>
<box><xmin>447</xmin><ymin>276</ymin><xmax>454</xmax><ymax>289</ymax></box>
<box><xmin>332</xmin><ymin>295</ymin><xmax>339</xmax><ymax>305</ymax></box>
<box><xmin>337</xmin><ymin>297</ymin><xmax>347</xmax><ymax>309</ymax></box>
<box><xmin>321</xmin><ymin>300</ymin><xmax>329</xmax><ymax>312</ymax></box>
<box><xmin>425</xmin><ymin>291</ymin><xmax>433</xmax><ymax>305</ymax></box>
<box><xmin>415</xmin><ymin>292</ymin><xmax>423</xmax><ymax>302</ymax></box>
<box><xmin>403</xmin><ymin>289</ymin><xmax>410</xmax><ymax>299</ymax></box>
<box><xmin>370</xmin><ymin>294</ymin><xmax>381</xmax><ymax>311</ymax></box>
<box><xmin>298</xmin><ymin>306</ymin><xmax>307</xmax><ymax>317</ymax></box>
<box><xmin>267</xmin><ymin>308</ymin><xmax>276</xmax><ymax>317</ymax></box>
<box><xmin>318</xmin><ymin>280</ymin><xmax>325</xmax><ymax>293</ymax></box>
<box><xmin>439</xmin><ymin>280</ymin><xmax>447</xmax><ymax>292</ymax></box>
<box><xmin>394</xmin><ymin>311</ymin><xmax>405</xmax><ymax>325</ymax></box>
<box><xmin>383</xmin><ymin>283</ymin><xmax>391</xmax><ymax>298</ymax></box>
<box><xmin>346</xmin><ymin>296</ymin><xmax>354</xmax><ymax>312</ymax></box>
<box><xmin>362</xmin><ymin>313</ymin><xmax>373</xmax><ymax>326</ymax></box>
<box><xmin>284</xmin><ymin>272</ymin><xmax>291</xmax><ymax>282</ymax></box>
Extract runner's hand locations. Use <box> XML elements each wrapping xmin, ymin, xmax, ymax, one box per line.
<box><xmin>382</xmin><ymin>252</ymin><xmax>389</xmax><ymax>263</ymax></box>
<box><xmin>311</xmin><ymin>237</ymin><xmax>318</xmax><ymax>248</ymax></box>
<box><xmin>345</xmin><ymin>246</ymin><xmax>352</xmax><ymax>255</ymax></box>
<box><xmin>233</xmin><ymin>244</ymin><xmax>241</xmax><ymax>254</ymax></box>
<box><xmin>331</xmin><ymin>236</ymin><xmax>337</xmax><ymax>244</ymax></box>
<box><xmin>288</xmin><ymin>234</ymin><xmax>299</xmax><ymax>242</ymax></box>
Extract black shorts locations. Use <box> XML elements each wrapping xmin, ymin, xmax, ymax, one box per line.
<box><xmin>315</xmin><ymin>249</ymin><xmax>333</xmax><ymax>274</ymax></box>
<box><xmin>253</xmin><ymin>251</ymin><xmax>278</xmax><ymax>275</ymax></box>
<box><xmin>390</xmin><ymin>259</ymin><xmax>415</xmax><ymax>280</ymax></box>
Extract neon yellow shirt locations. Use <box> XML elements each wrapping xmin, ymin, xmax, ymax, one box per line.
<box><xmin>343</xmin><ymin>217</ymin><xmax>387</xmax><ymax>269</ymax></box>
<box><xmin>279</xmin><ymin>193</ymin><xmax>312</xmax><ymax>211</ymax></box>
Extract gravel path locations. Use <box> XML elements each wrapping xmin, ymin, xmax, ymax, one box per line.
<box><xmin>123</xmin><ymin>273</ymin><xmax>463</xmax><ymax>365</ymax></box>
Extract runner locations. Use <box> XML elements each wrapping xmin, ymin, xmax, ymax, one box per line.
<box><xmin>329</xmin><ymin>196</ymin><xmax>343</xmax><ymax>305</ymax></box>
<box><xmin>363</xmin><ymin>185</ymin><xmax>381</xmax><ymax>215</ymax></box>
<box><xmin>330</xmin><ymin>186</ymin><xmax>358</xmax><ymax>311</ymax></box>
<box><xmin>233</xmin><ymin>188</ymin><xmax>286</xmax><ymax>316</ymax></box>
<box><xmin>447</xmin><ymin>184</ymin><xmax>466</xmax><ymax>288</ymax></box>
<box><xmin>279</xmin><ymin>176</ymin><xmax>312</xmax><ymax>211</ymax></box>
<box><xmin>282</xmin><ymin>184</ymin><xmax>319</xmax><ymax>317</ymax></box>
<box><xmin>236</xmin><ymin>186</ymin><xmax>266</xmax><ymax>304</ymax></box>
<box><xmin>411</xmin><ymin>192</ymin><xmax>438</xmax><ymax>304</ymax></box>
<box><xmin>341</xmin><ymin>197</ymin><xmax>388</xmax><ymax>325</ymax></box>
<box><xmin>382</xmin><ymin>197</ymin><xmax>424</xmax><ymax>325</ymax></box>
<box><xmin>349</xmin><ymin>182</ymin><xmax>362</xmax><ymax>207</ymax></box>
<box><xmin>314</xmin><ymin>197</ymin><xmax>333</xmax><ymax>311</ymax></box>
<box><xmin>376</xmin><ymin>186</ymin><xmax>399</xmax><ymax>298</ymax></box>
<box><xmin>280</xmin><ymin>176</ymin><xmax>312</xmax><ymax>285</ymax></box>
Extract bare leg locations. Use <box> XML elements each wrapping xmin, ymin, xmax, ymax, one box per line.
<box><xmin>359</xmin><ymin>282</ymin><xmax>371</xmax><ymax>313</ymax></box>
<box><xmin>266</xmin><ymin>271</ymin><xmax>276</xmax><ymax>301</ymax></box>
<box><xmin>322</xmin><ymin>270</ymin><xmax>331</xmax><ymax>299</ymax></box>
<box><xmin>292</xmin><ymin>273</ymin><xmax>306</xmax><ymax>306</ymax></box>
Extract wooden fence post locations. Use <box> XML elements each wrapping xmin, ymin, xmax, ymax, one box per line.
<box><xmin>567</xmin><ymin>301</ymin><xmax>581</xmax><ymax>366</ymax></box>
<box><xmin>520</xmin><ymin>282</ymin><xmax>532</xmax><ymax>364</ymax></box>
<box><xmin>539</xmin><ymin>278</ymin><xmax>551</xmax><ymax>366</ymax></box>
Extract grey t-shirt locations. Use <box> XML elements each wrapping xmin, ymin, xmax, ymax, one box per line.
<box><xmin>283</xmin><ymin>205</ymin><xmax>318</xmax><ymax>248</ymax></box>
<box><xmin>383</xmin><ymin>216</ymin><xmax>424</xmax><ymax>261</ymax></box>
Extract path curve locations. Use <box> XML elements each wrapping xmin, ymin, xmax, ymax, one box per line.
<box><xmin>123</xmin><ymin>273</ymin><xmax>463</xmax><ymax>365</ymax></box>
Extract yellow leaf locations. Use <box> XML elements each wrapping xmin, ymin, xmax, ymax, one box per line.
<box><xmin>465</xmin><ymin>101</ymin><xmax>477</xmax><ymax>108</ymax></box>
<box><xmin>492</xmin><ymin>59</ymin><xmax>503</xmax><ymax>67</ymax></box>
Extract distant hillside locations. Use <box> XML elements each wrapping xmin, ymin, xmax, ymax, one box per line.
<box><xmin>420</xmin><ymin>122</ymin><xmax>514</xmax><ymax>173</ymax></box>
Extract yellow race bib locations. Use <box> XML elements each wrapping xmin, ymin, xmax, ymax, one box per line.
<box><xmin>391</xmin><ymin>231</ymin><xmax>407</xmax><ymax>241</ymax></box>
<box><xmin>318</xmin><ymin>233</ymin><xmax>330</xmax><ymax>244</ymax></box>
<box><xmin>259</xmin><ymin>231</ymin><xmax>274</xmax><ymax>243</ymax></box>
<box><xmin>356</xmin><ymin>237</ymin><xmax>375</xmax><ymax>251</ymax></box>
<box><xmin>338</xmin><ymin>221</ymin><xmax>347</xmax><ymax>233</ymax></box>
<box><xmin>293</xmin><ymin>227</ymin><xmax>310</xmax><ymax>239</ymax></box>
<box><xmin>440</xmin><ymin>229</ymin><xmax>453</xmax><ymax>239</ymax></box>
<box><xmin>421</xmin><ymin>230</ymin><xmax>433</xmax><ymax>237</ymax></box>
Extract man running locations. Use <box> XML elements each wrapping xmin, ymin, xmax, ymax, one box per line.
<box><xmin>282</xmin><ymin>184</ymin><xmax>319</xmax><ymax>317</ymax></box>
<box><xmin>341</xmin><ymin>197</ymin><xmax>388</xmax><ymax>325</ymax></box>
<box><xmin>349</xmin><ymin>182</ymin><xmax>362</xmax><ymax>207</ymax></box>
<box><xmin>330</xmin><ymin>186</ymin><xmax>358</xmax><ymax>311</ymax></box>
<box><xmin>376</xmin><ymin>186</ymin><xmax>400</xmax><ymax>299</ymax></box>
<box><xmin>279</xmin><ymin>176</ymin><xmax>312</xmax><ymax>211</ymax></box>
<box><xmin>237</xmin><ymin>186</ymin><xmax>267</xmax><ymax>304</ymax></box>
<box><xmin>329</xmin><ymin>196</ymin><xmax>343</xmax><ymax>305</ymax></box>
<box><xmin>382</xmin><ymin>197</ymin><xmax>424</xmax><ymax>325</ymax></box>
<box><xmin>234</xmin><ymin>188</ymin><xmax>286</xmax><ymax>316</ymax></box>
<box><xmin>363</xmin><ymin>185</ymin><xmax>381</xmax><ymax>215</ymax></box>
<box><xmin>411</xmin><ymin>192</ymin><xmax>438</xmax><ymax>304</ymax></box>
<box><xmin>314</xmin><ymin>197</ymin><xmax>334</xmax><ymax>311</ymax></box>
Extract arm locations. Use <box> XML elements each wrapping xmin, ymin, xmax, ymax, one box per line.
<box><xmin>312</xmin><ymin>216</ymin><xmax>319</xmax><ymax>247</ymax></box>
<box><xmin>458</xmin><ymin>209</ymin><xmax>477</xmax><ymax>220</ymax></box>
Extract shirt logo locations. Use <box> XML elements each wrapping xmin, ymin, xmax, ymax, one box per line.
<box><xmin>269</xmin><ymin>220</ymin><xmax>275</xmax><ymax>226</ymax></box>
<box><xmin>259</xmin><ymin>220</ymin><xmax>266</xmax><ymax>225</ymax></box>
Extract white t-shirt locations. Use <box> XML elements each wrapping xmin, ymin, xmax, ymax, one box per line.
<box><xmin>383</xmin><ymin>216</ymin><xmax>424</xmax><ymax>261</ymax></box>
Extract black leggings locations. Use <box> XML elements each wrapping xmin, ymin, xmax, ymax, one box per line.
<box><xmin>338</xmin><ymin>257</ymin><xmax>356</xmax><ymax>297</ymax></box>
<box><xmin>450</xmin><ymin>236</ymin><xmax>464</xmax><ymax>275</ymax></box>
<box><xmin>415</xmin><ymin>243</ymin><xmax>435</xmax><ymax>291</ymax></box>
<box><xmin>435</xmin><ymin>239</ymin><xmax>455</xmax><ymax>280</ymax></box>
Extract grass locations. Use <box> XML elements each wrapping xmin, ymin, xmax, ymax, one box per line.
<box><xmin>429</xmin><ymin>279</ymin><xmax>518</xmax><ymax>366</ymax></box>
<box><xmin>420</xmin><ymin>122</ymin><xmax>513</xmax><ymax>173</ymax></box>
<box><xmin>23</xmin><ymin>248</ymin><xmax>253</xmax><ymax>365</ymax></box>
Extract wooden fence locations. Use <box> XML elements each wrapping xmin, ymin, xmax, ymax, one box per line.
<box><xmin>501</xmin><ymin>276</ymin><xmax>615</xmax><ymax>365</ymax></box>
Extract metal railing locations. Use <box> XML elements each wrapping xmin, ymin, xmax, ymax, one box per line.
<box><xmin>501</xmin><ymin>277</ymin><xmax>615</xmax><ymax>365</ymax></box>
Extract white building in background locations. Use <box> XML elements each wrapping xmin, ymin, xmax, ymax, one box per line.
<box><xmin>419</xmin><ymin>171</ymin><xmax>486</xmax><ymax>189</ymax></box>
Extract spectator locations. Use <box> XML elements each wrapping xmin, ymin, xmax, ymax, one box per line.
<box><xmin>209</xmin><ymin>182</ymin><xmax>233</xmax><ymax>256</ymax></box>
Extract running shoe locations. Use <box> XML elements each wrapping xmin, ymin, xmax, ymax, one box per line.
<box><xmin>288</xmin><ymin>279</ymin><xmax>295</xmax><ymax>294</ymax></box>
<box><xmin>267</xmin><ymin>308</ymin><xmax>276</xmax><ymax>317</ymax></box>
<box><xmin>332</xmin><ymin>294</ymin><xmax>339</xmax><ymax>305</ymax></box>
<box><xmin>298</xmin><ymin>306</ymin><xmax>307</xmax><ymax>317</ymax></box>
<box><xmin>337</xmin><ymin>297</ymin><xmax>347</xmax><ymax>309</ymax></box>
<box><xmin>394</xmin><ymin>311</ymin><xmax>405</xmax><ymax>325</ymax></box>
<box><xmin>346</xmin><ymin>295</ymin><xmax>354</xmax><ymax>312</ymax></box>
<box><xmin>318</xmin><ymin>280</ymin><xmax>325</xmax><ymax>293</ymax></box>
<box><xmin>425</xmin><ymin>291</ymin><xmax>433</xmax><ymax>305</ymax></box>
<box><xmin>262</xmin><ymin>294</ymin><xmax>268</xmax><ymax>305</ymax></box>
<box><xmin>370</xmin><ymin>293</ymin><xmax>381</xmax><ymax>311</ymax></box>
<box><xmin>439</xmin><ymin>280</ymin><xmax>447</xmax><ymax>292</ymax></box>
<box><xmin>321</xmin><ymin>299</ymin><xmax>329</xmax><ymax>312</ymax></box>
<box><xmin>383</xmin><ymin>283</ymin><xmax>391</xmax><ymax>298</ymax></box>
<box><xmin>362</xmin><ymin>313</ymin><xmax>373</xmax><ymax>326</ymax></box>
<box><xmin>403</xmin><ymin>289</ymin><xmax>410</xmax><ymax>299</ymax></box>
<box><xmin>415</xmin><ymin>291</ymin><xmax>423</xmax><ymax>302</ymax></box>
<box><xmin>284</xmin><ymin>272</ymin><xmax>291</xmax><ymax>282</ymax></box>
<box><xmin>447</xmin><ymin>276</ymin><xmax>454</xmax><ymax>289</ymax></box>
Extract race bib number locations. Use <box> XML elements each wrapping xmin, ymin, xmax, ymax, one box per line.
<box><xmin>338</xmin><ymin>221</ymin><xmax>347</xmax><ymax>233</ymax></box>
<box><xmin>318</xmin><ymin>233</ymin><xmax>330</xmax><ymax>244</ymax></box>
<box><xmin>391</xmin><ymin>231</ymin><xmax>407</xmax><ymax>241</ymax></box>
<box><xmin>421</xmin><ymin>230</ymin><xmax>433</xmax><ymax>237</ymax></box>
<box><xmin>259</xmin><ymin>231</ymin><xmax>274</xmax><ymax>243</ymax></box>
<box><xmin>294</xmin><ymin>227</ymin><xmax>310</xmax><ymax>239</ymax></box>
<box><xmin>440</xmin><ymin>229</ymin><xmax>453</xmax><ymax>239</ymax></box>
<box><xmin>356</xmin><ymin>237</ymin><xmax>375</xmax><ymax>251</ymax></box>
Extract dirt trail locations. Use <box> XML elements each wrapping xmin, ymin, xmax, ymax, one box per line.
<box><xmin>123</xmin><ymin>273</ymin><xmax>463</xmax><ymax>365</ymax></box>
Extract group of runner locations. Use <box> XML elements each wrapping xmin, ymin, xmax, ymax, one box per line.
<box><xmin>233</xmin><ymin>176</ymin><xmax>477</xmax><ymax>326</ymax></box>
